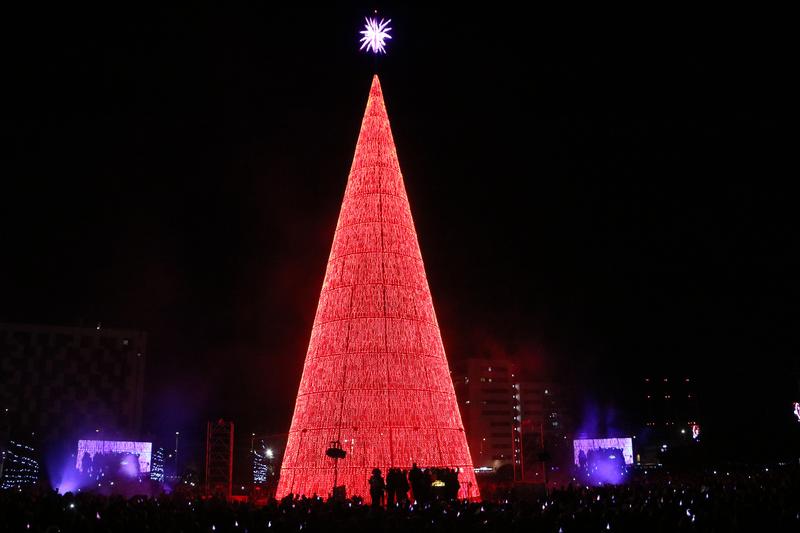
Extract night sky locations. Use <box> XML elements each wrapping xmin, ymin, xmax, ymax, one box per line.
<box><xmin>2</xmin><ymin>6</ymin><xmax>795</xmax><ymax>463</ymax></box>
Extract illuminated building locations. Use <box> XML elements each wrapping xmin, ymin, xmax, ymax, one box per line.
<box><xmin>150</xmin><ymin>447</ymin><xmax>165</xmax><ymax>483</ymax></box>
<box><xmin>0</xmin><ymin>322</ymin><xmax>146</xmax><ymax>443</ymax></box>
<box><xmin>517</xmin><ymin>380</ymin><xmax>572</xmax><ymax>480</ymax></box>
<box><xmin>453</xmin><ymin>358</ymin><xmax>571</xmax><ymax>480</ymax></box>
<box><xmin>253</xmin><ymin>442</ymin><xmax>270</xmax><ymax>484</ymax></box>
<box><xmin>0</xmin><ymin>440</ymin><xmax>39</xmax><ymax>489</ymax></box>
<box><xmin>251</xmin><ymin>434</ymin><xmax>282</xmax><ymax>486</ymax></box>
<box><xmin>276</xmin><ymin>76</ymin><xmax>479</xmax><ymax>500</ymax></box>
<box><xmin>453</xmin><ymin>360</ymin><xmax>517</xmax><ymax>471</ymax></box>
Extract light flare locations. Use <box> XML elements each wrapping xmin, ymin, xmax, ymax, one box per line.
<box><xmin>359</xmin><ymin>17</ymin><xmax>392</xmax><ymax>54</ymax></box>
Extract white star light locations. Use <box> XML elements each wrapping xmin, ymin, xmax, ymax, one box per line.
<box><xmin>359</xmin><ymin>17</ymin><xmax>392</xmax><ymax>54</ymax></box>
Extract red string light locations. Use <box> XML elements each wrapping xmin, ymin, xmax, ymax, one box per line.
<box><xmin>276</xmin><ymin>76</ymin><xmax>479</xmax><ymax>500</ymax></box>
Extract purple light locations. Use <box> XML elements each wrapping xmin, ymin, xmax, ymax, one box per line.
<box><xmin>359</xmin><ymin>17</ymin><xmax>392</xmax><ymax>54</ymax></box>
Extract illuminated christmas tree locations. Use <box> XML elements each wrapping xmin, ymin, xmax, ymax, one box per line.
<box><xmin>276</xmin><ymin>76</ymin><xmax>479</xmax><ymax>500</ymax></box>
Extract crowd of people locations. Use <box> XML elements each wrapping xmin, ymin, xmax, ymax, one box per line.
<box><xmin>577</xmin><ymin>447</ymin><xmax>626</xmax><ymax>473</ymax></box>
<box><xmin>1</xmin><ymin>465</ymin><xmax>798</xmax><ymax>532</ymax></box>
<box><xmin>78</xmin><ymin>452</ymin><xmax>143</xmax><ymax>480</ymax></box>
<box><xmin>574</xmin><ymin>446</ymin><xmax>629</xmax><ymax>484</ymax></box>
<box><xmin>367</xmin><ymin>464</ymin><xmax>461</xmax><ymax>506</ymax></box>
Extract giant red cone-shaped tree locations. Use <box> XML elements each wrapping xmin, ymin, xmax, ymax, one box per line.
<box><xmin>276</xmin><ymin>76</ymin><xmax>479</xmax><ymax>500</ymax></box>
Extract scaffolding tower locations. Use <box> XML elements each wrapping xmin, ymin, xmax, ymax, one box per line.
<box><xmin>205</xmin><ymin>419</ymin><xmax>234</xmax><ymax>500</ymax></box>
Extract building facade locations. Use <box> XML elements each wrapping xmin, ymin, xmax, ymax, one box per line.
<box><xmin>516</xmin><ymin>380</ymin><xmax>572</xmax><ymax>481</ymax></box>
<box><xmin>638</xmin><ymin>376</ymin><xmax>701</xmax><ymax>464</ymax></box>
<box><xmin>642</xmin><ymin>376</ymin><xmax>700</xmax><ymax>430</ymax></box>
<box><xmin>453</xmin><ymin>359</ymin><xmax>517</xmax><ymax>472</ymax></box>
<box><xmin>454</xmin><ymin>358</ymin><xmax>572</xmax><ymax>480</ymax></box>
<box><xmin>0</xmin><ymin>440</ymin><xmax>39</xmax><ymax>489</ymax></box>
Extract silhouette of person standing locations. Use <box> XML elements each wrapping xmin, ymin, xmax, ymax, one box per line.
<box><xmin>398</xmin><ymin>469</ymin><xmax>410</xmax><ymax>504</ymax></box>
<box><xmin>386</xmin><ymin>468</ymin><xmax>397</xmax><ymax>506</ymax></box>
<box><xmin>369</xmin><ymin>468</ymin><xmax>386</xmax><ymax>508</ymax></box>
<box><xmin>409</xmin><ymin>463</ymin><xmax>423</xmax><ymax>503</ymax></box>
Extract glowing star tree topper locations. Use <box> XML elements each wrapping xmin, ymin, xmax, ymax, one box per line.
<box><xmin>359</xmin><ymin>17</ymin><xmax>392</xmax><ymax>54</ymax></box>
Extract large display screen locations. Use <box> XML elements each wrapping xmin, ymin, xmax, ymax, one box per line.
<box><xmin>573</xmin><ymin>437</ymin><xmax>634</xmax><ymax>466</ymax></box>
<box><xmin>76</xmin><ymin>440</ymin><xmax>152</xmax><ymax>474</ymax></box>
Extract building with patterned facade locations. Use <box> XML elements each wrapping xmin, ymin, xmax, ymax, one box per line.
<box><xmin>453</xmin><ymin>358</ymin><xmax>572</xmax><ymax>480</ymax></box>
<box><xmin>452</xmin><ymin>359</ymin><xmax>518</xmax><ymax>472</ymax></box>
<box><xmin>0</xmin><ymin>440</ymin><xmax>40</xmax><ymax>489</ymax></box>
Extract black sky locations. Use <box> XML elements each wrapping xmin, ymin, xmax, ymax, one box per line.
<box><xmin>2</xmin><ymin>6</ymin><xmax>796</xmax><ymax>461</ymax></box>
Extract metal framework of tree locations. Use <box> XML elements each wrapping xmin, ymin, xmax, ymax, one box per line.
<box><xmin>276</xmin><ymin>75</ymin><xmax>479</xmax><ymax>500</ymax></box>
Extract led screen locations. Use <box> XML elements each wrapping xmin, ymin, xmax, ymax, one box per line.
<box><xmin>76</xmin><ymin>440</ymin><xmax>152</xmax><ymax>474</ymax></box>
<box><xmin>573</xmin><ymin>437</ymin><xmax>634</xmax><ymax>466</ymax></box>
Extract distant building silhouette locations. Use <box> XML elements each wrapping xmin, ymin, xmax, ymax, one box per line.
<box><xmin>642</xmin><ymin>376</ymin><xmax>700</xmax><ymax>430</ymax></box>
<box><xmin>0</xmin><ymin>322</ymin><xmax>146</xmax><ymax>445</ymax></box>
<box><xmin>638</xmin><ymin>376</ymin><xmax>702</xmax><ymax>464</ymax></box>
<box><xmin>453</xmin><ymin>358</ymin><xmax>572</xmax><ymax>480</ymax></box>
